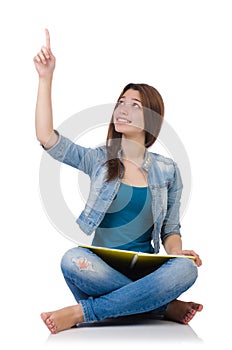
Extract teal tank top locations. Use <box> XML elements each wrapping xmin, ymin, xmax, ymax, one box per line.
<box><xmin>92</xmin><ymin>182</ymin><xmax>154</xmax><ymax>253</ymax></box>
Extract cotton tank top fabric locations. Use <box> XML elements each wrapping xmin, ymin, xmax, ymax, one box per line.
<box><xmin>92</xmin><ymin>182</ymin><xmax>154</xmax><ymax>253</ymax></box>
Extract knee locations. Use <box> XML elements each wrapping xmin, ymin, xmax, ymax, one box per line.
<box><xmin>178</xmin><ymin>257</ymin><xmax>198</xmax><ymax>287</ymax></box>
<box><xmin>60</xmin><ymin>247</ymin><xmax>94</xmax><ymax>276</ymax></box>
<box><xmin>60</xmin><ymin>247</ymin><xmax>82</xmax><ymax>275</ymax></box>
<box><xmin>60</xmin><ymin>247</ymin><xmax>75</xmax><ymax>276</ymax></box>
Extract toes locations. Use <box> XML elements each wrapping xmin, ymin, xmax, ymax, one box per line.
<box><xmin>44</xmin><ymin>317</ymin><xmax>58</xmax><ymax>333</ymax></box>
<box><xmin>190</xmin><ymin>309</ymin><xmax>197</xmax><ymax>316</ymax></box>
<box><xmin>45</xmin><ymin>317</ymin><xmax>53</xmax><ymax>326</ymax></box>
<box><xmin>50</xmin><ymin>325</ymin><xmax>57</xmax><ymax>334</ymax></box>
<box><xmin>40</xmin><ymin>312</ymin><xmax>53</xmax><ymax>323</ymax></box>
<box><xmin>40</xmin><ymin>312</ymin><xmax>49</xmax><ymax>322</ymax></box>
<box><xmin>183</xmin><ymin>315</ymin><xmax>191</xmax><ymax>324</ymax></box>
<box><xmin>194</xmin><ymin>303</ymin><xmax>203</xmax><ymax>311</ymax></box>
<box><xmin>190</xmin><ymin>302</ymin><xmax>203</xmax><ymax>311</ymax></box>
<box><xmin>46</xmin><ymin>318</ymin><xmax>55</xmax><ymax>328</ymax></box>
<box><xmin>41</xmin><ymin>312</ymin><xmax>59</xmax><ymax>334</ymax></box>
<box><xmin>183</xmin><ymin>309</ymin><xmax>196</xmax><ymax>324</ymax></box>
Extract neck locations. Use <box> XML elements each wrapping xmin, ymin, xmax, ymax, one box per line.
<box><xmin>121</xmin><ymin>135</ymin><xmax>146</xmax><ymax>165</ymax></box>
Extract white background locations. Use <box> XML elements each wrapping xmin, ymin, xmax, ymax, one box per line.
<box><xmin>1</xmin><ymin>0</ymin><xmax>231</xmax><ymax>348</ymax></box>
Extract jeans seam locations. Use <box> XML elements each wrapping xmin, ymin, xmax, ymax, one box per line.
<box><xmin>107</xmin><ymin>299</ymin><xmax>169</xmax><ymax>318</ymax></box>
<box><xmin>79</xmin><ymin>300</ymin><xmax>89</xmax><ymax>322</ymax></box>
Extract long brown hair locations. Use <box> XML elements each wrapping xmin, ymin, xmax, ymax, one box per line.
<box><xmin>105</xmin><ymin>83</ymin><xmax>165</xmax><ymax>182</ymax></box>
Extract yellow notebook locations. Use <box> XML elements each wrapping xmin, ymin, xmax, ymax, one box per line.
<box><xmin>78</xmin><ymin>244</ymin><xmax>195</xmax><ymax>279</ymax></box>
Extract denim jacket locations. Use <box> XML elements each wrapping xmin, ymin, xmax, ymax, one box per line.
<box><xmin>46</xmin><ymin>132</ymin><xmax>183</xmax><ymax>253</ymax></box>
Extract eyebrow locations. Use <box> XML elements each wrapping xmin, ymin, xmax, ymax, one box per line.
<box><xmin>120</xmin><ymin>96</ymin><xmax>142</xmax><ymax>103</ymax></box>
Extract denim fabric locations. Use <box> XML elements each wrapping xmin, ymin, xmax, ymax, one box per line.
<box><xmin>61</xmin><ymin>247</ymin><xmax>198</xmax><ymax>322</ymax></box>
<box><xmin>46</xmin><ymin>132</ymin><xmax>183</xmax><ymax>253</ymax></box>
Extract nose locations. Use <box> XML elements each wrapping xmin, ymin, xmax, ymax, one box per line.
<box><xmin>118</xmin><ymin>103</ymin><xmax>129</xmax><ymax>115</ymax></box>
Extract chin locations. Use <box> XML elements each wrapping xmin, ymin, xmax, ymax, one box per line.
<box><xmin>114</xmin><ymin>123</ymin><xmax>131</xmax><ymax>133</ymax></box>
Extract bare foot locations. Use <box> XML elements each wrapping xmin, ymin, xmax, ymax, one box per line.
<box><xmin>40</xmin><ymin>304</ymin><xmax>84</xmax><ymax>334</ymax></box>
<box><xmin>164</xmin><ymin>300</ymin><xmax>203</xmax><ymax>324</ymax></box>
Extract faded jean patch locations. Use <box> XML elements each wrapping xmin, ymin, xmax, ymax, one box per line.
<box><xmin>72</xmin><ymin>257</ymin><xmax>94</xmax><ymax>271</ymax></box>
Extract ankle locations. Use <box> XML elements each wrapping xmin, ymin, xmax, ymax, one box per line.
<box><xmin>72</xmin><ymin>304</ymin><xmax>84</xmax><ymax>323</ymax></box>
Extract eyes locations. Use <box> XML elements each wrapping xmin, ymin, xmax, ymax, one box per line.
<box><xmin>117</xmin><ymin>100</ymin><xmax>142</xmax><ymax>110</ymax></box>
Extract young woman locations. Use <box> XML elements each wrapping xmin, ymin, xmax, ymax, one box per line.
<box><xmin>34</xmin><ymin>29</ymin><xmax>203</xmax><ymax>334</ymax></box>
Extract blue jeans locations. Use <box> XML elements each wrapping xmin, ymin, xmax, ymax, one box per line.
<box><xmin>61</xmin><ymin>247</ymin><xmax>198</xmax><ymax>323</ymax></box>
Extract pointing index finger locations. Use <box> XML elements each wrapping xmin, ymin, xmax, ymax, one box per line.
<box><xmin>45</xmin><ymin>28</ymin><xmax>51</xmax><ymax>50</ymax></box>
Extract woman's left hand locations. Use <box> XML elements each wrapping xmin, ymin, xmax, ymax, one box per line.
<box><xmin>180</xmin><ymin>250</ymin><xmax>202</xmax><ymax>267</ymax></box>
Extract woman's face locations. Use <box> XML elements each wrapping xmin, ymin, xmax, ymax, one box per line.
<box><xmin>113</xmin><ymin>89</ymin><xmax>145</xmax><ymax>138</ymax></box>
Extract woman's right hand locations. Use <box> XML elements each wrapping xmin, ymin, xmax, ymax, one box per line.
<box><xmin>33</xmin><ymin>29</ymin><xmax>56</xmax><ymax>78</ymax></box>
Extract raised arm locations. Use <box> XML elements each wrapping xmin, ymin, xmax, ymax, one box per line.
<box><xmin>34</xmin><ymin>29</ymin><xmax>58</xmax><ymax>148</ymax></box>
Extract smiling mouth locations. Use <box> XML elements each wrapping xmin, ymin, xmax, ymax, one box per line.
<box><xmin>116</xmin><ymin>118</ymin><xmax>132</xmax><ymax>124</ymax></box>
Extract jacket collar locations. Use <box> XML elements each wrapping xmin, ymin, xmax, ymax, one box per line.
<box><xmin>117</xmin><ymin>148</ymin><xmax>151</xmax><ymax>171</ymax></box>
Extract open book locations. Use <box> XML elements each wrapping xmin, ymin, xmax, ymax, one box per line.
<box><xmin>78</xmin><ymin>244</ymin><xmax>195</xmax><ymax>280</ymax></box>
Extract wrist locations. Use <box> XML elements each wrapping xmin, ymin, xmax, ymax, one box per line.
<box><xmin>166</xmin><ymin>245</ymin><xmax>182</xmax><ymax>255</ymax></box>
<box><xmin>164</xmin><ymin>234</ymin><xmax>182</xmax><ymax>255</ymax></box>
<box><xmin>168</xmin><ymin>249</ymin><xmax>182</xmax><ymax>255</ymax></box>
<box><xmin>39</xmin><ymin>74</ymin><xmax>53</xmax><ymax>83</ymax></box>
